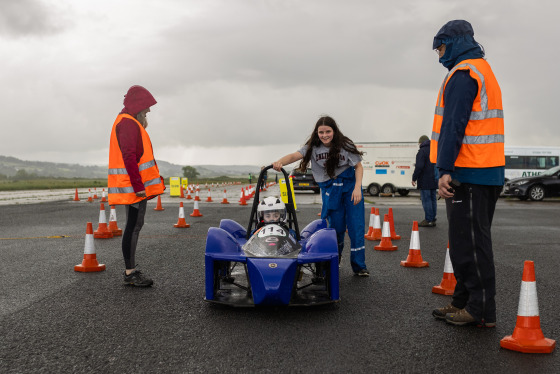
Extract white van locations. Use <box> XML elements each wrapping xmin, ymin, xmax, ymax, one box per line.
<box><xmin>505</xmin><ymin>146</ymin><xmax>560</xmax><ymax>182</ymax></box>
<box><xmin>356</xmin><ymin>142</ymin><xmax>418</xmax><ymax>196</ymax></box>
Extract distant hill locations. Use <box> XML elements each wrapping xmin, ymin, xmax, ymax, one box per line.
<box><xmin>0</xmin><ymin>155</ymin><xmax>269</xmax><ymax>179</ymax></box>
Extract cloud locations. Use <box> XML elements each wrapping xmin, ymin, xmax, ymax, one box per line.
<box><xmin>0</xmin><ymin>0</ymin><xmax>67</xmax><ymax>38</ymax></box>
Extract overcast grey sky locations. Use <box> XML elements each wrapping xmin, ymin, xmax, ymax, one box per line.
<box><xmin>1</xmin><ymin>0</ymin><xmax>558</xmax><ymax>166</ymax></box>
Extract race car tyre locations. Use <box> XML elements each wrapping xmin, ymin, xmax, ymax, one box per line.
<box><xmin>528</xmin><ymin>185</ymin><xmax>545</xmax><ymax>201</ymax></box>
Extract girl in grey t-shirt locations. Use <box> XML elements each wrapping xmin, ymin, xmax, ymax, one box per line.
<box><xmin>272</xmin><ymin>116</ymin><xmax>369</xmax><ymax>276</ymax></box>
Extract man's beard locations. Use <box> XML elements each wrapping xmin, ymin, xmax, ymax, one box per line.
<box><xmin>136</xmin><ymin>111</ymin><xmax>149</xmax><ymax>129</ymax></box>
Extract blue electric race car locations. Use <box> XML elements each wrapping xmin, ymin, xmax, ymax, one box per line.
<box><xmin>204</xmin><ymin>165</ymin><xmax>339</xmax><ymax>306</ymax></box>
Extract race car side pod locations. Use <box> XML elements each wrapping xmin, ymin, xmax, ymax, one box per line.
<box><xmin>74</xmin><ymin>222</ymin><xmax>106</xmax><ymax>272</ymax></box>
<box><xmin>432</xmin><ymin>243</ymin><xmax>456</xmax><ymax>295</ymax></box>
<box><xmin>108</xmin><ymin>205</ymin><xmax>122</xmax><ymax>236</ymax></box>
<box><xmin>190</xmin><ymin>200</ymin><xmax>203</xmax><ymax>217</ymax></box>
<box><xmin>400</xmin><ymin>221</ymin><xmax>428</xmax><ymax>267</ymax></box>
<box><xmin>500</xmin><ymin>261</ymin><xmax>556</xmax><ymax>353</ymax></box>
<box><xmin>374</xmin><ymin>214</ymin><xmax>397</xmax><ymax>251</ymax></box>
<box><xmin>94</xmin><ymin>203</ymin><xmax>113</xmax><ymax>239</ymax></box>
<box><xmin>174</xmin><ymin>202</ymin><xmax>190</xmax><ymax>228</ymax></box>
<box><xmin>154</xmin><ymin>195</ymin><xmax>164</xmax><ymax>211</ymax></box>
<box><xmin>388</xmin><ymin>207</ymin><xmax>401</xmax><ymax>240</ymax></box>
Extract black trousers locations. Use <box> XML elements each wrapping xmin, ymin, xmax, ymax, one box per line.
<box><xmin>446</xmin><ymin>183</ymin><xmax>501</xmax><ymax>324</ymax></box>
<box><xmin>122</xmin><ymin>200</ymin><xmax>147</xmax><ymax>269</ymax></box>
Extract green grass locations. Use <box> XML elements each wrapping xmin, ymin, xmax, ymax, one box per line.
<box><xmin>0</xmin><ymin>179</ymin><xmax>108</xmax><ymax>191</ymax></box>
<box><xmin>0</xmin><ymin>176</ymin><xmax>252</xmax><ymax>191</ymax></box>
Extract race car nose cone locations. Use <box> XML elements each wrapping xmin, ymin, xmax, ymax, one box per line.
<box><xmin>247</xmin><ymin>258</ymin><xmax>298</xmax><ymax>305</ymax></box>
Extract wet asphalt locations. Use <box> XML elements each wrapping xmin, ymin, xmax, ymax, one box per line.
<box><xmin>1</xmin><ymin>191</ymin><xmax>559</xmax><ymax>373</ymax></box>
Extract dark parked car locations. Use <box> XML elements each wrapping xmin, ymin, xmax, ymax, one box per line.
<box><xmin>503</xmin><ymin>165</ymin><xmax>560</xmax><ymax>201</ymax></box>
<box><xmin>290</xmin><ymin>169</ymin><xmax>320</xmax><ymax>194</ymax></box>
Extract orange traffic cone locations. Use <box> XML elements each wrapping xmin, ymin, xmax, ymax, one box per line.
<box><xmin>221</xmin><ymin>189</ymin><xmax>230</xmax><ymax>204</ymax></box>
<box><xmin>432</xmin><ymin>243</ymin><xmax>457</xmax><ymax>295</ymax></box>
<box><xmin>94</xmin><ymin>203</ymin><xmax>113</xmax><ymax>239</ymax></box>
<box><xmin>180</xmin><ymin>185</ymin><xmax>185</xmax><ymax>198</ymax></box>
<box><xmin>101</xmin><ymin>188</ymin><xmax>107</xmax><ymax>202</ymax></box>
<box><xmin>75</xmin><ymin>222</ymin><xmax>106</xmax><ymax>272</ymax></box>
<box><xmin>388</xmin><ymin>207</ymin><xmax>401</xmax><ymax>240</ymax></box>
<box><xmin>174</xmin><ymin>202</ymin><xmax>190</xmax><ymax>228</ymax></box>
<box><xmin>108</xmin><ymin>205</ymin><xmax>122</xmax><ymax>236</ymax></box>
<box><xmin>365</xmin><ymin>208</ymin><xmax>382</xmax><ymax>240</ymax></box>
<box><xmin>500</xmin><ymin>261</ymin><xmax>556</xmax><ymax>353</ymax></box>
<box><xmin>239</xmin><ymin>188</ymin><xmax>248</xmax><ymax>206</ymax></box>
<box><xmin>400</xmin><ymin>221</ymin><xmax>429</xmax><ymax>267</ymax></box>
<box><xmin>93</xmin><ymin>188</ymin><xmax>98</xmax><ymax>200</ymax></box>
<box><xmin>73</xmin><ymin>188</ymin><xmax>80</xmax><ymax>201</ymax></box>
<box><xmin>195</xmin><ymin>188</ymin><xmax>201</xmax><ymax>201</ymax></box>
<box><xmin>87</xmin><ymin>189</ymin><xmax>93</xmax><ymax>203</ymax></box>
<box><xmin>154</xmin><ymin>195</ymin><xmax>164</xmax><ymax>211</ymax></box>
<box><xmin>206</xmin><ymin>189</ymin><xmax>213</xmax><ymax>202</ymax></box>
<box><xmin>190</xmin><ymin>200</ymin><xmax>203</xmax><ymax>217</ymax></box>
<box><xmin>185</xmin><ymin>187</ymin><xmax>192</xmax><ymax>200</ymax></box>
<box><xmin>374</xmin><ymin>214</ymin><xmax>398</xmax><ymax>251</ymax></box>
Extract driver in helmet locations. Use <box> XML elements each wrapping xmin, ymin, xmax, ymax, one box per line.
<box><xmin>258</xmin><ymin>196</ymin><xmax>286</xmax><ymax>224</ymax></box>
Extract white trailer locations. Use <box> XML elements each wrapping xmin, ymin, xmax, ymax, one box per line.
<box><xmin>356</xmin><ymin>142</ymin><xmax>418</xmax><ymax>196</ymax></box>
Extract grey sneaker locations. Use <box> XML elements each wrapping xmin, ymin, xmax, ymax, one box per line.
<box><xmin>123</xmin><ymin>270</ymin><xmax>154</xmax><ymax>287</ymax></box>
<box><xmin>356</xmin><ymin>269</ymin><xmax>370</xmax><ymax>277</ymax></box>
<box><xmin>445</xmin><ymin>308</ymin><xmax>496</xmax><ymax>327</ymax></box>
<box><xmin>432</xmin><ymin>303</ymin><xmax>461</xmax><ymax>320</ymax></box>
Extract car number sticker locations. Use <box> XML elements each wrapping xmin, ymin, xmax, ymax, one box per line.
<box><xmin>257</xmin><ymin>224</ymin><xmax>286</xmax><ymax>238</ymax></box>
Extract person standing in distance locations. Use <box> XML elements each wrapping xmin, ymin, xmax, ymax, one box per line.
<box><xmin>108</xmin><ymin>85</ymin><xmax>165</xmax><ymax>287</ymax></box>
<box><xmin>412</xmin><ymin>135</ymin><xmax>438</xmax><ymax>227</ymax></box>
<box><xmin>429</xmin><ymin>20</ymin><xmax>505</xmax><ymax>327</ymax></box>
<box><xmin>272</xmin><ymin>116</ymin><xmax>369</xmax><ymax>276</ymax></box>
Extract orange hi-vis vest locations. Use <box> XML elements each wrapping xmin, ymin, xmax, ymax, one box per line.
<box><xmin>108</xmin><ymin>114</ymin><xmax>165</xmax><ymax>205</ymax></box>
<box><xmin>430</xmin><ymin>58</ymin><xmax>505</xmax><ymax>168</ymax></box>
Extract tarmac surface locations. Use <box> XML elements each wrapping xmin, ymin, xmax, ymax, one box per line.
<box><xmin>1</xmin><ymin>185</ymin><xmax>559</xmax><ymax>373</ymax></box>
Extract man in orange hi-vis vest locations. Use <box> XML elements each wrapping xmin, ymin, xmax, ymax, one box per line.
<box><xmin>429</xmin><ymin>21</ymin><xmax>504</xmax><ymax>328</ymax></box>
<box><xmin>108</xmin><ymin>85</ymin><xmax>165</xmax><ymax>287</ymax></box>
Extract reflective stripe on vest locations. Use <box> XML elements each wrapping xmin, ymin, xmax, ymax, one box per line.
<box><xmin>107</xmin><ymin>114</ymin><xmax>165</xmax><ymax>205</ymax></box>
<box><xmin>430</xmin><ymin>59</ymin><xmax>505</xmax><ymax>168</ymax></box>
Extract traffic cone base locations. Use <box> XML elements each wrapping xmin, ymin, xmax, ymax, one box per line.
<box><xmin>74</xmin><ymin>254</ymin><xmax>106</xmax><ymax>272</ymax></box>
<box><xmin>500</xmin><ymin>316</ymin><xmax>556</xmax><ymax>353</ymax></box>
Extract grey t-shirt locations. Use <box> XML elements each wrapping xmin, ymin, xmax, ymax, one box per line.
<box><xmin>298</xmin><ymin>144</ymin><xmax>362</xmax><ymax>183</ymax></box>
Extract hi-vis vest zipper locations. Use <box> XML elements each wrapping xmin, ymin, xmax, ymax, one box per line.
<box><xmin>430</xmin><ymin>58</ymin><xmax>505</xmax><ymax>168</ymax></box>
<box><xmin>108</xmin><ymin>114</ymin><xmax>165</xmax><ymax>205</ymax></box>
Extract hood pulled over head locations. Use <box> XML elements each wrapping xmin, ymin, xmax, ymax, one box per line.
<box><xmin>122</xmin><ymin>85</ymin><xmax>157</xmax><ymax>116</ymax></box>
<box><xmin>433</xmin><ymin>20</ymin><xmax>484</xmax><ymax>70</ymax></box>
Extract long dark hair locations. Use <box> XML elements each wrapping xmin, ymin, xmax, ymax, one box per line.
<box><xmin>298</xmin><ymin>116</ymin><xmax>363</xmax><ymax>179</ymax></box>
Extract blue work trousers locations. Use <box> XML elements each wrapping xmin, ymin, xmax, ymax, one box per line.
<box><xmin>420</xmin><ymin>189</ymin><xmax>437</xmax><ymax>222</ymax></box>
<box><xmin>321</xmin><ymin>188</ymin><xmax>367</xmax><ymax>273</ymax></box>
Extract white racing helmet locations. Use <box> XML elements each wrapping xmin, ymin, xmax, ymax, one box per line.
<box><xmin>257</xmin><ymin>196</ymin><xmax>286</xmax><ymax>223</ymax></box>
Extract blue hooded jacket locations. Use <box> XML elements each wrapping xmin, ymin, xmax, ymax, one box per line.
<box><xmin>433</xmin><ymin>20</ymin><xmax>504</xmax><ymax>186</ymax></box>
